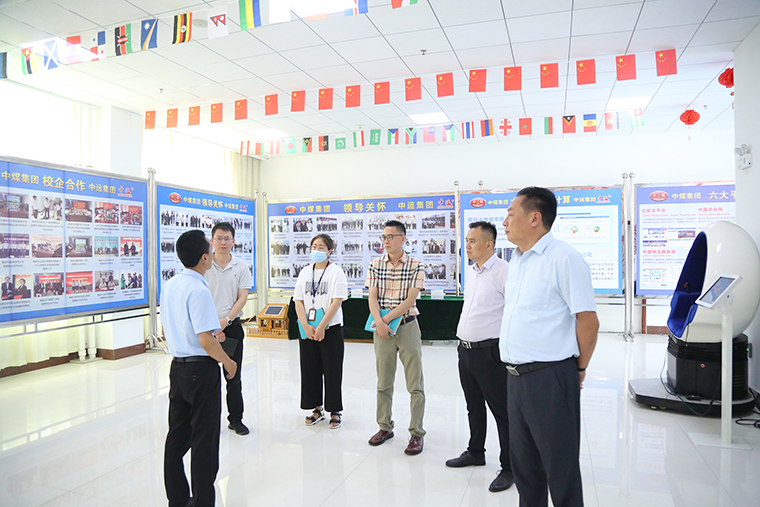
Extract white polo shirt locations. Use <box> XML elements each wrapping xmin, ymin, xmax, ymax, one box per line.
<box><xmin>499</xmin><ymin>232</ymin><xmax>596</xmax><ymax>365</ymax></box>
<box><xmin>456</xmin><ymin>253</ymin><xmax>509</xmax><ymax>342</ymax></box>
<box><xmin>205</xmin><ymin>255</ymin><xmax>252</xmax><ymax>320</ymax></box>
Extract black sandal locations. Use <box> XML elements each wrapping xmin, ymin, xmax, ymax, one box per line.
<box><xmin>329</xmin><ymin>412</ymin><xmax>342</xmax><ymax>429</ymax></box>
<box><xmin>305</xmin><ymin>407</ymin><xmax>324</xmax><ymax>426</ymax></box>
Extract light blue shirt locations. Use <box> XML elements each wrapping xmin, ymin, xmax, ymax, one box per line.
<box><xmin>499</xmin><ymin>232</ymin><xmax>596</xmax><ymax>364</ymax></box>
<box><xmin>161</xmin><ymin>268</ymin><xmax>221</xmax><ymax>358</ymax></box>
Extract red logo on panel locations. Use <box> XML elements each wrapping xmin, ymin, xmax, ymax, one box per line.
<box><xmin>650</xmin><ymin>191</ymin><xmax>668</xmax><ymax>202</ymax></box>
<box><xmin>284</xmin><ymin>206</ymin><xmax>297</xmax><ymax>214</ymax></box>
<box><xmin>169</xmin><ymin>193</ymin><xmax>181</xmax><ymax>204</ymax></box>
<box><xmin>470</xmin><ymin>198</ymin><xmax>486</xmax><ymax>208</ymax></box>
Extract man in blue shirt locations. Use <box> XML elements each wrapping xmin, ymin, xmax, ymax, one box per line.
<box><xmin>161</xmin><ymin>230</ymin><xmax>237</xmax><ymax>507</ymax></box>
<box><xmin>500</xmin><ymin>187</ymin><xmax>599</xmax><ymax>507</ymax></box>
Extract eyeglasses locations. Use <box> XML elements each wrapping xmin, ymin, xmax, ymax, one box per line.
<box><xmin>381</xmin><ymin>234</ymin><xmax>401</xmax><ymax>242</ymax></box>
<box><xmin>213</xmin><ymin>237</ymin><xmax>234</xmax><ymax>243</ymax></box>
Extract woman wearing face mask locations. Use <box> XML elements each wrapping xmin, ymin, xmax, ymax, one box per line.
<box><xmin>294</xmin><ymin>234</ymin><xmax>348</xmax><ymax>429</ymax></box>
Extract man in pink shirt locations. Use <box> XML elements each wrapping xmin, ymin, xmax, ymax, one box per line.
<box><xmin>446</xmin><ymin>221</ymin><xmax>513</xmax><ymax>493</ymax></box>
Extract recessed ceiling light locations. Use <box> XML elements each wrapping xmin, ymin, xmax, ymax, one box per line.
<box><xmin>248</xmin><ymin>129</ymin><xmax>289</xmax><ymax>140</ymax></box>
<box><xmin>606</xmin><ymin>96</ymin><xmax>652</xmax><ymax>111</ymax></box>
<box><xmin>408</xmin><ymin>112</ymin><xmax>451</xmax><ymax>125</ymax></box>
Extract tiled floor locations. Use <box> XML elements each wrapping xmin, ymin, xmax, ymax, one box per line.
<box><xmin>1</xmin><ymin>333</ymin><xmax>759</xmax><ymax>507</ymax></box>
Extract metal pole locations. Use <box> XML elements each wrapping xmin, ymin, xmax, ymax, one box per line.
<box><xmin>146</xmin><ymin>167</ymin><xmax>160</xmax><ymax>348</ymax></box>
<box><xmin>628</xmin><ymin>173</ymin><xmax>636</xmax><ymax>341</ymax></box>
<box><xmin>620</xmin><ymin>174</ymin><xmax>634</xmax><ymax>342</ymax></box>
<box><xmin>454</xmin><ymin>180</ymin><xmax>461</xmax><ymax>297</ymax></box>
<box><xmin>260</xmin><ymin>191</ymin><xmax>268</xmax><ymax>310</ymax></box>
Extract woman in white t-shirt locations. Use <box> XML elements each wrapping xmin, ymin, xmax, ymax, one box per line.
<box><xmin>294</xmin><ymin>234</ymin><xmax>348</xmax><ymax>429</ymax></box>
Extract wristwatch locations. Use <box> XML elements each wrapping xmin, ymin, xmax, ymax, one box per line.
<box><xmin>226</xmin><ymin>317</ymin><xmax>233</xmax><ymax>326</ymax></box>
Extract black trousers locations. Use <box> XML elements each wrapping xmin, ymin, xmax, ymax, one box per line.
<box><xmin>507</xmin><ymin>357</ymin><xmax>582</xmax><ymax>507</ymax></box>
<box><xmin>222</xmin><ymin>322</ymin><xmax>244</xmax><ymax>422</ymax></box>
<box><xmin>458</xmin><ymin>342</ymin><xmax>511</xmax><ymax>470</ymax></box>
<box><xmin>299</xmin><ymin>325</ymin><xmax>344</xmax><ymax>413</ymax></box>
<box><xmin>164</xmin><ymin>360</ymin><xmax>221</xmax><ymax>507</ymax></box>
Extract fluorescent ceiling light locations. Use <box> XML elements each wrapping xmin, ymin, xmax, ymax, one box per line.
<box><xmin>287</xmin><ymin>0</ymin><xmax>356</xmax><ymax>17</ymax></box>
<box><xmin>408</xmin><ymin>112</ymin><xmax>451</xmax><ymax>125</ymax></box>
<box><xmin>248</xmin><ymin>129</ymin><xmax>289</xmax><ymax>140</ymax></box>
<box><xmin>606</xmin><ymin>96</ymin><xmax>652</xmax><ymax>111</ymax></box>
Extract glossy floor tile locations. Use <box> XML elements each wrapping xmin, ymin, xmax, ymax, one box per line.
<box><xmin>1</xmin><ymin>334</ymin><xmax>759</xmax><ymax>507</ymax></box>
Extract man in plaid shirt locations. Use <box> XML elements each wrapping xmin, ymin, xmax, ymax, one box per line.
<box><xmin>366</xmin><ymin>220</ymin><xmax>426</xmax><ymax>455</ymax></box>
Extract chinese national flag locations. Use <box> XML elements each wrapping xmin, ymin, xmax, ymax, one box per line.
<box><xmin>167</xmin><ymin>108</ymin><xmax>178</xmax><ymax>128</ymax></box>
<box><xmin>265</xmin><ymin>94</ymin><xmax>278</xmax><ymax>115</ymax></box>
<box><xmin>436</xmin><ymin>73</ymin><xmax>454</xmax><ymax>97</ymax></box>
<box><xmin>291</xmin><ymin>90</ymin><xmax>305</xmax><ymax>112</ymax></box>
<box><xmin>504</xmin><ymin>66</ymin><xmax>522</xmax><ymax>91</ymax></box>
<box><xmin>405</xmin><ymin>77</ymin><xmax>421</xmax><ymax>101</ymax></box>
<box><xmin>540</xmin><ymin>63</ymin><xmax>559</xmax><ymax>88</ymax></box>
<box><xmin>576</xmin><ymin>59</ymin><xmax>596</xmax><ymax>85</ymax></box>
<box><xmin>235</xmin><ymin>99</ymin><xmax>247</xmax><ymax>120</ymax></box>
<box><xmin>144</xmin><ymin>111</ymin><xmax>155</xmax><ymax>130</ymax></box>
<box><xmin>656</xmin><ymin>49</ymin><xmax>677</xmax><ymax>76</ymax></box>
<box><xmin>188</xmin><ymin>106</ymin><xmax>200</xmax><ymax>126</ymax></box>
<box><xmin>210</xmin><ymin>103</ymin><xmax>223</xmax><ymax>123</ymax></box>
<box><xmin>346</xmin><ymin>85</ymin><xmax>361</xmax><ymax>107</ymax></box>
<box><xmin>562</xmin><ymin>115</ymin><xmax>576</xmax><ymax>134</ymax></box>
<box><xmin>519</xmin><ymin>118</ymin><xmax>532</xmax><ymax>136</ymax></box>
<box><xmin>469</xmin><ymin>69</ymin><xmax>486</xmax><ymax>92</ymax></box>
<box><xmin>375</xmin><ymin>81</ymin><xmax>390</xmax><ymax>105</ymax></box>
<box><xmin>318</xmin><ymin>88</ymin><xmax>333</xmax><ymax>110</ymax></box>
<box><xmin>616</xmin><ymin>55</ymin><xmax>636</xmax><ymax>81</ymax></box>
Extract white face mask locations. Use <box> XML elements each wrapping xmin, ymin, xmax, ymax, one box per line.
<box><xmin>310</xmin><ymin>250</ymin><xmax>327</xmax><ymax>263</ymax></box>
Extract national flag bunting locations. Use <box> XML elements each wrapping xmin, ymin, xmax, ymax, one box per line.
<box><xmin>21</xmin><ymin>47</ymin><xmax>36</xmax><ymax>75</ymax></box>
<box><xmin>616</xmin><ymin>55</ymin><xmax>636</xmax><ymax>80</ymax></box>
<box><xmin>562</xmin><ymin>115</ymin><xmax>576</xmax><ymax>134</ymax></box>
<box><xmin>173</xmin><ymin>13</ymin><xmax>192</xmax><ymax>44</ymax></box>
<box><xmin>353</xmin><ymin>131</ymin><xmax>365</xmax><ymax>148</ymax></box>
<box><xmin>540</xmin><ymin>63</ymin><xmax>559</xmax><ymax>88</ymax></box>
<box><xmin>469</xmin><ymin>69</ymin><xmax>486</xmax><ymax>92</ymax></box>
<box><xmin>656</xmin><ymin>49</ymin><xmax>677</xmax><ymax>76</ymax></box>
<box><xmin>345</xmin><ymin>0</ymin><xmax>369</xmax><ymax>15</ymax></box>
<box><xmin>405</xmin><ymin>77</ymin><xmax>421</xmax><ymax>101</ymax></box>
<box><xmin>544</xmin><ymin>117</ymin><xmax>553</xmax><ymax>135</ymax></box>
<box><xmin>519</xmin><ymin>118</ymin><xmax>532</xmax><ymax>136</ymax></box>
<box><xmin>145</xmin><ymin>111</ymin><xmax>155</xmax><ymax>130</ymax></box>
<box><xmin>405</xmin><ymin>127</ymin><xmax>418</xmax><ymax>144</ymax></box>
<box><xmin>442</xmin><ymin>124</ymin><xmax>454</xmax><ymax>142</ymax></box>
<box><xmin>189</xmin><ymin>106</ymin><xmax>200</xmax><ymax>126</ymax></box>
<box><xmin>576</xmin><ymin>59</ymin><xmax>596</xmax><ymax>85</ymax></box>
<box><xmin>436</xmin><ymin>73</ymin><xmax>454</xmax><ymax>97</ymax></box>
<box><xmin>210</xmin><ymin>103</ymin><xmax>223</xmax><ymax>123</ymax></box>
<box><xmin>291</xmin><ymin>90</ymin><xmax>305</xmax><ymax>112</ymax></box>
<box><xmin>630</xmin><ymin>109</ymin><xmax>644</xmax><ymax>128</ymax></box>
<box><xmin>208</xmin><ymin>7</ymin><xmax>228</xmax><ymax>39</ymax></box>
<box><xmin>265</xmin><ymin>94</ymin><xmax>278</xmax><ymax>115</ymax></box>
<box><xmin>270</xmin><ymin>140</ymin><xmax>280</xmax><ymax>155</ymax></box>
<box><xmin>239</xmin><ymin>0</ymin><xmax>262</xmax><ymax>30</ymax></box>
<box><xmin>480</xmin><ymin>119</ymin><xmax>494</xmax><ymax>137</ymax></box>
<box><xmin>583</xmin><ymin>114</ymin><xmax>597</xmax><ymax>132</ymax></box>
<box><xmin>604</xmin><ymin>112</ymin><xmax>619</xmax><ymax>130</ymax></box>
<box><xmin>303</xmin><ymin>137</ymin><xmax>312</xmax><ymax>153</ymax></box>
<box><xmin>499</xmin><ymin>119</ymin><xmax>512</xmax><ymax>136</ymax></box>
<box><xmin>167</xmin><ymin>109</ymin><xmax>178</xmax><ymax>128</ymax></box>
<box><xmin>318</xmin><ymin>88</ymin><xmax>333</xmax><ymax>110</ymax></box>
<box><xmin>369</xmin><ymin>129</ymin><xmax>381</xmax><ymax>145</ymax></box>
<box><xmin>141</xmin><ymin>19</ymin><xmax>158</xmax><ymax>50</ymax></box>
<box><xmin>387</xmin><ymin>128</ymin><xmax>400</xmax><ymax>145</ymax></box>
<box><xmin>423</xmin><ymin>126</ymin><xmax>436</xmax><ymax>143</ymax></box>
<box><xmin>335</xmin><ymin>137</ymin><xmax>346</xmax><ymax>150</ymax></box>
<box><xmin>90</xmin><ymin>31</ymin><xmax>106</xmax><ymax>61</ymax></box>
<box><xmin>235</xmin><ymin>99</ymin><xmax>248</xmax><ymax>120</ymax></box>
<box><xmin>462</xmin><ymin>121</ymin><xmax>475</xmax><ymax>139</ymax></box>
<box><xmin>285</xmin><ymin>139</ymin><xmax>296</xmax><ymax>154</ymax></box>
<box><xmin>65</xmin><ymin>36</ymin><xmax>82</xmax><ymax>65</ymax></box>
<box><xmin>43</xmin><ymin>40</ymin><xmax>61</xmax><ymax>70</ymax></box>
<box><xmin>504</xmin><ymin>66</ymin><xmax>522</xmax><ymax>91</ymax></box>
<box><xmin>255</xmin><ymin>143</ymin><xmax>263</xmax><ymax>155</ymax></box>
<box><xmin>0</xmin><ymin>52</ymin><xmax>7</xmax><ymax>79</ymax></box>
<box><xmin>346</xmin><ymin>85</ymin><xmax>361</xmax><ymax>107</ymax></box>
<box><xmin>375</xmin><ymin>81</ymin><xmax>390</xmax><ymax>104</ymax></box>
<box><xmin>115</xmin><ymin>25</ymin><xmax>134</xmax><ymax>56</ymax></box>
<box><xmin>392</xmin><ymin>0</ymin><xmax>418</xmax><ymax>8</ymax></box>
<box><xmin>319</xmin><ymin>135</ymin><xmax>329</xmax><ymax>151</ymax></box>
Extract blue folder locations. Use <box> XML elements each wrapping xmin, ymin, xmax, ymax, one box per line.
<box><xmin>365</xmin><ymin>309</ymin><xmax>402</xmax><ymax>334</ymax></box>
<box><xmin>297</xmin><ymin>308</ymin><xmax>325</xmax><ymax>339</ymax></box>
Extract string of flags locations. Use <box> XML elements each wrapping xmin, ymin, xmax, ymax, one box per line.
<box><xmin>233</xmin><ymin>110</ymin><xmax>646</xmax><ymax>157</ymax></box>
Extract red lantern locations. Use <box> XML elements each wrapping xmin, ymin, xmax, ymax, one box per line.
<box><xmin>680</xmin><ymin>109</ymin><xmax>700</xmax><ymax>126</ymax></box>
<box><xmin>718</xmin><ymin>68</ymin><xmax>734</xmax><ymax>88</ymax></box>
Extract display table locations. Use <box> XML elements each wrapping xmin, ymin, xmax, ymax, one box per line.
<box><xmin>287</xmin><ymin>295</ymin><xmax>464</xmax><ymax>341</ymax></box>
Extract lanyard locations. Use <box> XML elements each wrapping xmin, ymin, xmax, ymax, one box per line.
<box><xmin>311</xmin><ymin>262</ymin><xmax>329</xmax><ymax>308</ymax></box>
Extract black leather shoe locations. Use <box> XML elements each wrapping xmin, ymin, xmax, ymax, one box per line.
<box><xmin>445</xmin><ymin>450</ymin><xmax>486</xmax><ymax>468</ymax></box>
<box><xmin>368</xmin><ymin>429</ymin><xmax>394</xmax><ymax>446</ymax></box>
<box><xmin>489</xmin><ymin>469</ymin><xmax>514</xmax><ymax>492</ymax></box>
<box><xmin>228</xmin><ymin>420</ymin><xmax>249</xmax><ymax>435</ymax></box>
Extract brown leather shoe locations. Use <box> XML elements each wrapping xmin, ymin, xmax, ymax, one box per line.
<box><xmin>404</xmin><ymin>435</ymin><xmax>424</xmax><ymax>455</ymax></box>
<box><xmin>368</xmin><ymin>429</ymin><xmax>394</xmax><ymax>446</ymax></box>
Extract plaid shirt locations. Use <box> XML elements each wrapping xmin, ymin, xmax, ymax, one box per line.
<box><xmin>366</xmin><ymin>252</ymin><xmax>424</xmax><ymax>316</ymax></box>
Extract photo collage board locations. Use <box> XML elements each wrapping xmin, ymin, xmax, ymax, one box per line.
<box><xmin>460</xmin><ymin>188</ymin><xmax>623</xmax><ymax>294</ymax></box>
<box><xmin>267</xmin><ymin>194</ymin><xmax>457</xmax><ymax>290</ymax></box>
<box><xmin>636</xmin><ymin>183</ymin><xmax>735</xmax><ymax>295</ymax></box>
<box><xmin>157</xmin><ymin>184</ymin><xmax>256</xmax><ymax>298</ymax></box>
<box><xmin>1</xmin><ymin>159</ymin><xmax>148</xmax><ymax>324</ymax></box>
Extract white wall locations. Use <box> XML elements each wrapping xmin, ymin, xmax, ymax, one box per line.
<box><xmin>734</xmin><ymin>22</ymin><xmax>760</xmax><ymax>392</ymax></box>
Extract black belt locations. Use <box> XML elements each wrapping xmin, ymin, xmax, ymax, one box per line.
<box><xmin>399</xmin><ymin>315</ymin><xmax>417</xmax><ymax>326</ymax></box>
<box><xmin>173</xmin><ymin>356</ymin><xmax>217</xmax><ymax>364</ymax></box>
<box><xmin>505</xmin><ymin>357</ymin><xmax>572</xmax><ymax>376</ymax></box>
<box><xmin>459</xmin><ymin>338</ymin><xmax>499</xmax><ymax>349</ymax></box>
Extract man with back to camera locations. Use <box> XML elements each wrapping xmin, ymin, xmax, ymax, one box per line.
<box><xmin>366</xmin><ymin>220</ymin><xmax>426</xmax><ymax>455</ymax></box>
<box><xmin>205</xmin><ymin>222</ymin><xmax>252</xmax><ymax>436</ymax></box>
<box><xmin>161</xmin><ymin>229</ymin><xmax>237</xmax><ymax>507</ymax></box>
<box><xmin>500</xmin><ymin>187</ymin><xmax>598</xmax><ymax>507</ymax></box>
<box><xmin>446</xmin><ymin>221</ymin><xmax>514</xmax><ymax>493</ymax></box>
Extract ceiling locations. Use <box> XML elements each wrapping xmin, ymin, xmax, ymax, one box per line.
<box><xmin>1</xmin><ymin>0</ymin><xmax>758</xmax><ymax>152</ymax></box>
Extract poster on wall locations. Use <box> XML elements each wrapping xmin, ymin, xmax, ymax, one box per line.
<box><xmin>460</xmin><ymin>188</ymin><xmax>623</xmax><ymax>294</ymax></box>
<box><xmin>157</xmin><ymin>184</ymin><xmax>256</xmax><ymax>297</ymax></box>
<box><xmin>0</xmin><ymin>157</ymin><xmax>148</xmax><ymax>324</ymax></box>
<box><xmin>636</xmin><ymin>183</ymin><xmax>735</xmax><ymax>296</ymax></box>
<box><xmin>267</xmin><ymin>194</ymin><xmax>457</xmax><ymax>290</ymax></box>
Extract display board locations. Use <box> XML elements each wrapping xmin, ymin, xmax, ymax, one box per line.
<box><xmin>267</xmin><ymin>194</ymin><xmax>457</xmax><ymax>290</ymax></box>
<box><xmin>157</xmin><ymin>184</ymin><xmax>256</xmax><ymax>296</ymax></box>
<box><xmin>636</xmin><ymin>183</ymin><xmax>735</xmax><ymax>296</ymax></box>
<box><xmin>1</xmin><ymin>158</ymin><xmax>148</xmax><ymax>324</ymax></box>
<box><xmin>460</xmin><ymin>188</ymin><xmax>623</xmax><ymax>294</ymax></box>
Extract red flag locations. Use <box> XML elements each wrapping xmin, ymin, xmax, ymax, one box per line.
<box><xmin>240</xmin><ymin>141</ymin><xmax>244</xmax><ymax>155</ymax></box>
<box><xmin>235</xmin><ymin>99</ymin><xmax>247</xmax><ymax>120</ymax></box>
<box><xmin>469</xmin><ymin>69</ymin><xmax>486</xmax><ymax>92</ymax></box>
<box><xmin>318</xmin><ymin>136</ymin><xmax>329</xmax><ymax>152</ymax></box>
<box><xmin>576</xmin><ymin>59</ymin><xmax>596</xmax><ymax>85</ymax></box>
<box><xmin>188</xmin><ymin>106</ymin><xmax>200</xmax><ymax>126</ymax></box>
<box><xmin>519</xmin><ymin>118</ymin><xmax>532</xmax><ymax>135</ymax></box>
<box><xmin>562</xmin><ymin>115</ymin><xmax>576</xmax><ymax>134</ymax></box>
<box><xmin>405</xmin><ymin>77</ymin><xmax>421</xmax><ymax>101</ymax></box>
<box><xmin>246</xmin><ymin>141</ymin><xmax>250</xmax><ymax>156</ymax></box>
<box><xmin>255</xmin><ymin>143</ymin><xmax>263</xmax><ymax>155</ymax></box>
<box><xmin>265</xmin><ymin>94</ymin><xmax>278</xmax><ymax>115</ymax></box>
<box><xmin>210</xmin><ymin>103</ymin><xmax>223</xmax><ymax>123</ymax></box>
<box><xmin>291</xmin><ymin>90</ymin><xmax>305</xmax><ymax>112</ymax></box>
<box><xmin>616</xmin><ymin>55</ymin><xmax>636</xmax><ymax>81</ymax></box>
<box><xmin>504</xmin><ymin>66</ymin><xmax>522</xmax><ymax>91</ymax></box>
<box><xmin>375</xmin><ymin>81</ymin><xmax>390</xmax><ymax>105</ymax></box>
<box><xmin>436</xmin><ymin>73</ymin><xmax>454</xmax><ymax>97</ymax></box>
<box><xmin>540</xmin><ymin>63</ymin><xmax>559</xmax><ymax>88</ymax></box>
<box><xmin>318</xmin><ymin>88</ymin><xmax>333</xmax><ymax>110</ymax></box>
<box><xmin>499</xmin><ymin>119</ymin><xmax>513</xmax><ymax>136</ymax></box>
<box><xmin>167</xmin><ymin>109</ymin><xmax>178</xmax><ymax>128</ymax></box>
<box><xmin>144</xmin><ymin>111</ymin><xmax>155</xmax><ymax>130</ymax></box>
<box><xmin>346</xmin><ymin>85</ymin><xmax>361</xmax><ymax>107</ymax></box>
<box><xmin>656</xmin><ymin>49</ymin><xmax>677</xmax><ymax>76</ymax></box>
